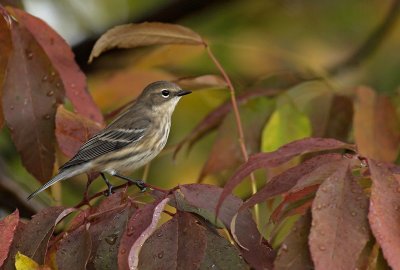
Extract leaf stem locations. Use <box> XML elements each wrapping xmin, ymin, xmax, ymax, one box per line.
<box><xmin>205</xmin><ymin>45</ymin><xmax>259</xmax><ymax>224</ymax></box>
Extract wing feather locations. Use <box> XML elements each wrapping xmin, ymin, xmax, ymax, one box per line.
<box><xmin>59</xmin><ymin>119</ymin><xmax>150</xmax><ymax>170</ymax></box>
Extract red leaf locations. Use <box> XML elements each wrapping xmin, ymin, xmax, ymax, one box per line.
<box><xmin>241</xmin><ymin>153</ymin><xmax>344</xmax><ymax>211</ymax></box>
<box><xmin>55</xmin><ymin>224</ymin><xmax>92</xmax><ymax>270</ymax></box>
<box><xmin>2</xmin><ymin>207</ymin><xmax>74</xmax><ymax>268</ymax></box>
<box><xmin>216</xmin><ymin>138</ymin><xmax>354</xmax><ymax>216</ymax></box>
<box><xmin>0</xmin><ymin>8</ymin><xmax>12</xmax><ymax>129</ymax></box>
<box><xmin>173</xmin><ymin>88</ymin><xmax>281</xmax><ymax>159</ymax></box>
<box><xmin>55</xmin><ymin>105</ymin><xmax>103</xmax><ymax>158</ymax></box>
<box><xmin>2</xmin><ymin>16</ymin><xmax>64</xmax><ymax>182</ymax></box>
<box><xmin>354</xmin><ymin>86</ymin><xmax>400</xmax><ymax>162</ymax></box>
<box><xmin>368</xmin><ymin>159</ymin><xmax>400</xmax><ymax>269</ymax></box>
<box><xmin>309</xmin><ymin>163</ymin><xmax>369</xmax><ymax>270</ymax></box>
<box><xmin>274</xmin><ymin>211</ymin><xmax>313</xmax><ymax>270</ymax></box>
<box><xmin>199</xmin><ymin>97</ymin><xmax>274</xmax><ymax>180</ymax></box>
<box><xmin>89</xmin><ymin>22</ymin><xmax>205</xmax><ymax>62</ymax></box>
<box><xmin>11</xmin><ymin>8</ymin><xmax>103</xmax><ymax>123</ymax></box>
<box><xmin>179</xmin><ymin>184</ymin><xmax>274</xmax><ymax>270</ymax></box>
<box><xmin>0</xmin><ymin>209</ymin><xmax>19</xmax><ymax>267</ymax></box>
<box><xmin>138</xmin><ymin>212</ymin><xmax>208</xmax><ymax>270</ymax></box>
<box><xmin>118</xmin><ymin>198</ymin><xmax>169</xmax><ymax>270</ymax></box>
<box><xmin>271</xmin><ymin>186</ymin><xmax>317</xmax><ymax>223</ymax></box>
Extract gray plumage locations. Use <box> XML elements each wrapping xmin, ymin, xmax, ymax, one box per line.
<box><xmin>28</xmin><ymin>81</ymin><xmax>191</xmax><ymax>200</ymax></box>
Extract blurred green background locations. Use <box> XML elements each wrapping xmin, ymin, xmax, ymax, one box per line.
<box><xmin>1</xmin><ymin>0</ymin><xmax>399</xmax><ymax>224</ymax></box>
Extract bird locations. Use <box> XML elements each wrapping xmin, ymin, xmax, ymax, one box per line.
<box><xmin>28</xmin><ymin>81</ymin><xmax>191</xmax><ymax>200</ymax></box>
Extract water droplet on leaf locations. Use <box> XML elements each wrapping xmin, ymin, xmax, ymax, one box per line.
<box><xmin>157</xmin><ymin>251</ymin><xmax>164</xmax><ymax>258</ymax></box>
<box><xmin>105</xmin><ymin>234</ymin><xmax>118</xmax><ymax>245</ymax></box>
<box><xmin>26</xmin><ymin>50</ymin><xmax>33</xmax><ymax>59</ymax></box>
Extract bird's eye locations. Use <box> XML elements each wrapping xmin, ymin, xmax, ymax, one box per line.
<box><xmin>161</xmin><ymin>90</ymin><xmax>170</xmax><ymax>98</ymax></box>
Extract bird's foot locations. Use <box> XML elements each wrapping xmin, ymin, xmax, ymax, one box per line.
<box><xmin>101</xmin><ymin>172</ymin><xmax>115</xmax><ymax>196</ymax></box>
<box><xmin>111</xmin><ymin>172</ymin><xmax>147</xmax><ymax>192</ymax></box>
<box><xmin>104</xmin><ymin>184</ymin><xmax>114</xmax><ymax>196</ymax></box>
<box><xmin>135</xmin><ymin>180</ymin><xmax>147</xmax><ymax>192</ymax></box>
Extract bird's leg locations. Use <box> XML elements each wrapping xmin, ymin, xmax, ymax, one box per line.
<box><xmin>100</xmin><ymin>173</ymin><xmax>114</xmax><ymax>196</ymax></box>
<box><xmin>111</xmin><ymin>172</ymin><xmax>147</xmax><ymax>192</ymax></box>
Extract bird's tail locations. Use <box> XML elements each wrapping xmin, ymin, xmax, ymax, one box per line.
<box><xmin>27</xmin><ymin>166</ymin><xmax>85</xmax><ymax>200</ymax></box>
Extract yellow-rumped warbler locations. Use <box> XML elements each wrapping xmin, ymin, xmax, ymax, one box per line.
<box><xmin>28</xmin><ymin>81</ymin><xmax>191</xmax><ymax>200</ymax></box>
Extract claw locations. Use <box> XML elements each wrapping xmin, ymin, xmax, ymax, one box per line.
<box><xmin>136</xmin><ymin>180</ymin><xmax>147</xmax><ymax>192</ymax></box>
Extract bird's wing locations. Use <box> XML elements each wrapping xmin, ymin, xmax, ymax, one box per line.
<box><xmin>59</xmin><ymin>118</ymin><xmax>150</xmax><ymax>170</ymax></box>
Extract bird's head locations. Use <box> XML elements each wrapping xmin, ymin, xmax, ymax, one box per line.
<box><xmin>138</xmin><ymin>81</ymin><xmax>191</xmax><ymax>113</ymax></box>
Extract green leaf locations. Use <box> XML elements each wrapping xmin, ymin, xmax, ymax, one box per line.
<box><xmin>261</xmin><ymin>95</ymin><xmax>311</xmax><ymax>152</ymax></box>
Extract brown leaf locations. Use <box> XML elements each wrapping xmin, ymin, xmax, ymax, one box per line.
<box><xmin>368</xmin><ymin>160</ymin><xmax>400</xmax><ymax>270</ymax></box>
<box><xmin>0</xmin><ymin>8</ymin><xmax>12</xmax><ymax>129</ymax></box>
<box><xmin>199</xmin><ymin>97</ymin><xmax>274</xmax><ymax>181</ymax></box>
<box><xmin>85</xmin><ymin>192</ymin><xmax>133</xmax><ymax>269</ymax></box>
<box><xmin>354</xmin><ymin>86</ymin><xmax>400</xmax><ymax>162</ymax></box>
<box><xmin>2</xmin><ymin>17</ymin><xmax>64</xmax><ymax>183</ymax></box>
<box><xmin>309</xmin><ymin>163</ymin><xmax>369</xmax><ymax>270</ymax></box>
<box><xmin>274</xmin><ymin>211</ymin><xmax>313</xmax><ymax>270</ymax></box>
<box><xmin>11</xmin><ymin>8</ymin><xmax>103</xmax><ymax>123</ymax></box>
<box><xmin>92</xmin><ymin>207</ymin><xmax>132</xmax><ymax>270</ymax></box>
<box><xmin>217</xmin><ymin>138</ymin><xmax>355</xmax><ymax>217</ymax></box>
<box><xmin>199</xmin><ymin>226</ymin><xmax>248</xmax><ymax>270</ymax></box>
<box><xmin>174</xmin><ymin>88</ymin><xmax>281</xmax><ymax>159</ymax></box>
<box><xmin>324</xmin><ymin>95</ymin><xmax>353</xmax><ymax>140</ymax></box>
<box><xmin>138</xmin><ymin>212</ymin><xmax>208</xmax><ymax>270</ymax></box>
<box><xmin>137</xmin><ymin>215</ymin><xmax>179</xmax><ymax>269</ymax></box>
<box><xmin>55</xmin><ymin>106</ymin><xmax>103</xmax><ymax>158</ymax></box>
<box><xmin>3</xmin><ymin>207</ymin><xmax>74</xmax><ymax>268</ymax></box>
<box><xmin>175</xmin><ymin>74</ymin><xmax>227</xmax><ymax>90</ymax></box>
<box><xmin>241</xmin><ymin>153</ymin><xmax>344</xmax><ymax>211</ymax></box>
<box><xmin>89</xmin><ymin>22</ymin><xmax>205</xmax><ymax>62</ymax></box>
<box><xmin>55</xmin><ymin>224</ymin><xmax>92</xmax><ymax>270</ymax></box>
<box><xmin>0</xmin><ymin>209</ymin><xmax>19</xmax><ymax>267</ymax></box>
<box><xmin>118</xmin><ymin>198</ymin><xmax>169</xmax><ymax>270</ymax></box>
<box><xmin>179</xmin><ymin>184</ymin><xmax>275</xmax><ymax>270</ymax></box>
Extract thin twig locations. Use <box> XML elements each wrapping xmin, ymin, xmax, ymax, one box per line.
<box><xmin>205</xmin><ymin>45</ymin><xmax>260</xmax><ymax>224</ymax></box>
<box><xmin>74</xmin><ymin>180</ymin><xmax>170</xmax><ymax>209</ymax></box>
<box><xmin>328</xmin><ymin>0</ymin><xmax>400</xmax><ymax>75</ymax></box>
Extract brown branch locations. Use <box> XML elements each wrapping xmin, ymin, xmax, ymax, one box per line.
<box><xmin>0</xmin><ymin>158</ymin><xmax>46</xmax><ymax>217</ymax></box>
<box><xmin>328</xmin><ymin>0</ymin><xmax>400</xmax><ymax>75</ymax></box>
<box><xmin>205</xmin><ymin>45</ymin><xmax>260</xmax><ymax>223</ymax></box>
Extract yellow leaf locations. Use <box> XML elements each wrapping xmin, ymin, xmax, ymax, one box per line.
<box><xmin>15</xmin><ymin>252</ymin><xmax>39</xmax><ymax>270</ymax></box>
<box><xmin>262</xmin><ymin>95</ymin><xmax>311</xmax><ymax>152</ymax></box>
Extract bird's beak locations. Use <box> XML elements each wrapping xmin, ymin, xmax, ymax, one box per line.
<box><xmin>176</xmin><ymin>90</ymin><xmax>192</xmax><ymax>96</ymax></box>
